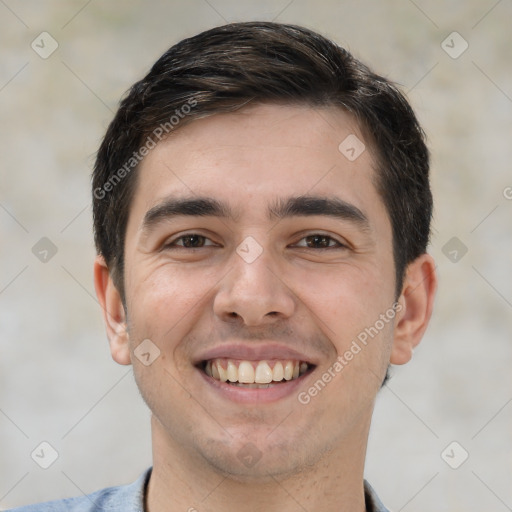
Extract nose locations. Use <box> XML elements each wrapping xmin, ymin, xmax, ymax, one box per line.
<box><xmin>213</xmin><ymin>245</ymin><xmax>296</xmax><ymax>326</ymax></box>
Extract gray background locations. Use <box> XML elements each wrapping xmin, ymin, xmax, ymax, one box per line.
<box><xmin>1</xmin><ymin>0</ymin><xmax>511</xmax><ymax>510</ymax></box>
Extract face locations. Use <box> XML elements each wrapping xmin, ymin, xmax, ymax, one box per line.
<box><xmin>96</xmin><ymin>103</ymin><xmax>431</xmax><ymax>481</ymax></box>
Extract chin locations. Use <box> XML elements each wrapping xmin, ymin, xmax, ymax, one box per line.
<box><xmin>197</xmin><ymin>434</ymin><xmax>322</xmax><ymax>483</ymax></box>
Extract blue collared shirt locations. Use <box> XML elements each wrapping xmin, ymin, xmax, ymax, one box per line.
<box><xmin>7</xmin><ymin>467</ymin><xmax>390</xmax><ymax>511</ymax></box>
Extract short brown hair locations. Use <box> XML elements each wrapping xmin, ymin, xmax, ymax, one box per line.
<box><xmin>92</xmin><ymin>21</ymin><xmax>432</xmax><ymax>300</ymax></box>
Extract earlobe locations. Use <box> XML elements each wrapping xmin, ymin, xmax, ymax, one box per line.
<box><xmin>390</xmin><ymin>254</ymin><xmax>437</xmax><ymax>365</ymax></box>
<box><xmin>93</xmin><ymin>255</ymin><xmax>132</xmax><ymax>366</ymax></box>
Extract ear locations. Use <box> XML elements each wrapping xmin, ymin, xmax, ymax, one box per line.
<box><xmin>390</xmin><ymin>253</ymin><xmax>437</xmax><ymax>365</ymax></box>
<box><xmin>93</xmin><ymin>255</ymin><xmax>131</xmax><ymax>365</ymax></box>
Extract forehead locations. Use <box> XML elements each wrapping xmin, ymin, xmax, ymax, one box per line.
<box><xmin>132</xmin><ymin>103</ymin><xmax>380</xmax><ymax>210</ymax></box>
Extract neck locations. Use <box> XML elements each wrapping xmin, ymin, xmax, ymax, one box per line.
<box><xmin>146</xmin><ymin>415</ymin><xmax>371</xmax><ymax>512</ymax></box>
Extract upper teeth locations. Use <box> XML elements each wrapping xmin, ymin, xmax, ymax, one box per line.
<box><xmin>204</xmin><ymin>359</ymin><xmax>309</xmax><ymax>384</ymax></box>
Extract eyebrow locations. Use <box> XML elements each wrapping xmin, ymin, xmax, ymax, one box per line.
<box><xmin>141</xmin><ymin>195</ymin><xmax>370</xmax><ymax>233</ymax></box>
<box><xmin>142</xmin><ymin>197</ymin><xmax>235</xmax><ymax>232</ymax></box>
<box><xmin>268</xmin><ymin>195</ymin><xmax>370</xmax><ymax>230</ymax></box>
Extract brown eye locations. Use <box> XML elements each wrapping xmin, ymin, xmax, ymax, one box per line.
<box><xmin>166</xmin><ymin>234</ymin><xmax>215</xmax><ymax>249</ymax></box>
<box><xmin>180</xmin><ymin>235</ymin><xmax>206</xmax><ymax>247</ymax></box>
<box><xmin>295</xmin><ymin>234</ymin><xmax>343</xmax><ymax>249</ymax></box>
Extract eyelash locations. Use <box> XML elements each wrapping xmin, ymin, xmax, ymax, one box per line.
<box><xmin>164</xmin><ymin>233</ymin><xmax>346</xmax><ymax>250</ymax></box>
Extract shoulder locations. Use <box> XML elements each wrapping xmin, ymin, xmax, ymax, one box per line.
<box><xmin>6</xmin><ymin>467</ymin><xmax>152</xmax><ymax>512</ymax></box>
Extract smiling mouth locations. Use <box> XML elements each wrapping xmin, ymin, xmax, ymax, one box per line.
<box><xmin>200</xmin><ymin>358</ymin><xmax>314</xmax><ymax>388</ymax></box>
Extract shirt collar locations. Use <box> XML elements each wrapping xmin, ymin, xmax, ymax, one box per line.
<box><xmin>364</xmin><ymin>479</ymin><xmax>391</xmax><ymax>512</ymax></box>
<box><xmin>135</xmin><ymin>468</ymin><xmax>389</xmax><ymax>512</ymax></box>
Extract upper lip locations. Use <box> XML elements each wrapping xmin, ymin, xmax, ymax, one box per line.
<box><xmin>194</xmin><ymin>343</ymin><xmax>319</xmax><ymax>366</ymax></box>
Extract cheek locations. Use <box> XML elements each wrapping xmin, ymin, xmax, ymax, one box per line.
<box><xmin>130</xmin><ymin>261</ymin><xmax>208</xmax><ymax>315</ymax></box>
<box><xmin>293</xmin><ymin>262</ymin><xmax>396</xmax><ymax>377</ymax></box>
<box><xmin>126</xmin><ymin>268</ymin><xmax>201</xmax><ymax>403</ymax></box>
<box><xmin>124</xmin><ymin>263</ymin><xmax>204</xmax><ymax>358</ymax></box>
<box><xmin>296</xmin><ymin>263</ymin><xmax>391</xmax><ymax>331</ymax></box>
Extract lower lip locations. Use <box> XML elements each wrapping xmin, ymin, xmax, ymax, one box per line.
<box><xmin>197</xmin><ymin>367</ymin><xmax>313</xmax><ymax>404</ymax></box>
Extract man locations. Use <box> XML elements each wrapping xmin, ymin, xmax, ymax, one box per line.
<box><xmin>11</xmin><ymin>21</ymin><xmax>436</xmax><ymax>512</ymax></box>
